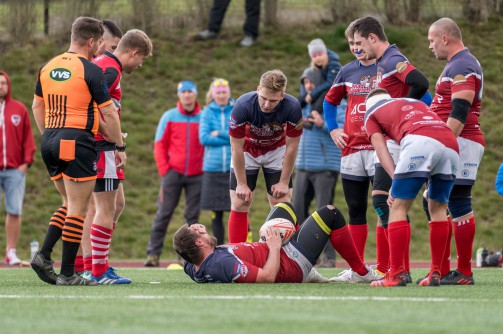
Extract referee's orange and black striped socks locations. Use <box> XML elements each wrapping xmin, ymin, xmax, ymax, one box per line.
<box><xmin>40</xmin><ymin>206</ymin><xmax>67</xmax><ymax>259</ymax></box>
<box><xmin>60</xmin><ymin>214</ymin><xmax>85</xmax><ymax>277</ymax></box>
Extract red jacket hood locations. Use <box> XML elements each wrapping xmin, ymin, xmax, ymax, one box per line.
<box><xmin>177</xmin><ymin>101</ymin><xmax>201</xmax><ymax>116</ymax></box>
<box><xmin>0</xmin><ymin>70</ymin><xmax>11</xmax><ymax>102</ymax></box>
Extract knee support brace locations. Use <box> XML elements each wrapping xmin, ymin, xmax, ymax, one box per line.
<box><xmin>448</xmin><ymin>185</ymin><xmax>473</xmax><ymax>219</ymax></box>
<box><xmin>372</xmin><ymin>194</ymin><xmax>389</xmax><ymax>228</ymax></box>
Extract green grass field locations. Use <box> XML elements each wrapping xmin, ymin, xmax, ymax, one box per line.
<box><xmin>1</xmin><ymin>267</ymin><xmax>503</xmax><ymax>333</ymax></box>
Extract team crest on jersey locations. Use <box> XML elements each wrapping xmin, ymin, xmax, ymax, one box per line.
<box><xmin>396</xmin><ymin>62</ymin><xmax>408</xmax><ymax>73</ymax></box>
<box><xmin>408</xmin><ymin>163</ymin><xmax>416</xmax><ymax>171</ymax></box>
<box><xmin>461</xmin><ymin>169</ymin><xmax>470</xmax><ymax>177</ymax></box>
<box><xmin>401</xmin><ymin>105</ymin><xmax>414</xmax><ymax>111</ymax></box>
<box><xmin>351</xmin><ymin>75</ymin><xmax>378</xmax><ymax>94</ymax></box>
<box><xmin>10</xmin><ymin>115</ymin><xmax>21</xmax><ymax>126</ymax></box>
<box><xmin>453</xmin><ymin>75</ymin><xmax>467</xmax><ymax>85</ymax></box>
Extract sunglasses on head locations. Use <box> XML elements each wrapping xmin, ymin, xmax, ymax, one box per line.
<box><xmin>213</xmin><ymin>80</ymin><xmax>229</xmax><ymax>87</ymax></box>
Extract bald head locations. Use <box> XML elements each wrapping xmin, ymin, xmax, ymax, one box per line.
<box><xmin>430</xmin><ymin>18</ymin><xmax>462</xmax><ymax>41</ymax></box>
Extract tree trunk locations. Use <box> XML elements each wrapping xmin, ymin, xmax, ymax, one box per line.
<box><xmin>406</xmin><ymin>0</ymin><xmax>422</xmax><ymax>23</ymax></box>
<box><xmin>462</xmin><ymin>0</ymin><xmax>490</xmax><ymax>22</ymax></box>
<box><xmin>384</xmin><ymin>0</ymin><xmax>402</xmax><ymax>24</ymax></box>
<box><xmin>131</xmin><ymin>0</ymin><xmax>157</xmax><ymax>35</ymax></box>
<box><xmin>329</xmin><ymin>0</ymin><xmax>360</xmax><ymax>23</ymax></box>
<box><xmin>264</xmin><ymin>0</ymin><xmax>278</xmax><ymax>28</ymax></box>
<box><xmin>44</xmin><ymin>0</ymin><xmax>50</xmax><ymax>36</ymax></box>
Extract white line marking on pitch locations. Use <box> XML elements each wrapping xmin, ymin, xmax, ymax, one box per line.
<box><xmin>1</xmin><ymin>294</ymin><xmax>502</xmax><ymax>303</ymax></box>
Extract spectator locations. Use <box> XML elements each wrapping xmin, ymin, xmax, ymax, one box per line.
<box><xmin>495</xmin><ymin>163</ymin><xmax>503</xmax><ymax>196</ymax></box>
<box><xmin>196</xmin><ymin>0</ymin><xmax>261</xmax><ymax>47</ymax></box>
<box><xmin>31</xmin><ymin>17</ymin><xmax>125</xmax><ymax>286</ymax></box>
<box><xmin>199</xmin><ymin>78</ymin><xmax>234</xmax><ymax>245</ymax></box>
<box><xmin>299</xmin><ymin>38</ymin><xmax>341</xmax><ymax>107</ymax></box>
<box><xmin>0</xmin><ymin>70</ymin><xmax>36</xmax><ymax>265</ymax></box>
<box><xmin>292</xmin><ymin>67</ymin><xmax>346</xmax><ymax>268</ymax></box>
<box><xmin>145</xmin><ymin>81</ymin><xmax>204</xmax><ymax>267</ymax></box>
<box><xmin>228</xmin><ymin>70</ymin><xmax>302</xmax><ymax>243</ymax></box>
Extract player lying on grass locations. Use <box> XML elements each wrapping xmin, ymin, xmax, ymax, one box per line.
<box><xmin>173</xmin><ymin>202</ymin><xmax>382</xmax><ymax>283</ymax></box>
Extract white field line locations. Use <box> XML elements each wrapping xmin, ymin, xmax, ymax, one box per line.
<box><xmin>0</xmin><ymin>294</ymin><xmax>502</xmax><ymax>303</ymax></box>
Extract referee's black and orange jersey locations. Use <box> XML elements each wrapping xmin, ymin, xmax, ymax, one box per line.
<box><xmin>34</xmin><ymin>52</ymin><xmax>112</xmax><ymax>134</ymax></box>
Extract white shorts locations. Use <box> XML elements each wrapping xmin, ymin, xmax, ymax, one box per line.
<box><xmin>394</xmin><ymin>135</ymin><xmax>459</xmax><ymax>179</ymax></box>
<box><xmin>341</xmin><ymin>150</ymin><xmax>375</xmax><ymax>181</ymax></box>
<box><xmin>97</xmin><ymin>150</ymin><xmax>124</xmax><ymax>179</ymax></box>
<box><xmin>455</xmin><ymin>137</ymin><xmax>484</xmax><ymax>185</ymax></box>
<box><xmin>374</xmin><ymin>139</ymin><xmax>400</xmax><ymax>166</ymax></box>
<box><xmin>231</xmin><ymin>145</ymin><xmax>285</xmax><ymax>172</ymax></box>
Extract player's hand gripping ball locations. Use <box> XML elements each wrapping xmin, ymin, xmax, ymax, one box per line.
<box><xmin>259</xmin><ymin>218</ymin><xmax>295</xmax><ymax>245</ymax></box>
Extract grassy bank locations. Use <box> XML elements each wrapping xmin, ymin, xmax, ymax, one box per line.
<box><xmin>1</xmin><ymin>18</ymin><xmax>502</xmax><ymax>261</ymax></box>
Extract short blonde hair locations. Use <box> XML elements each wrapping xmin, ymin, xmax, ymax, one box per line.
<box><xmin>116</xmin><ymin>29</ymin><xmax>153</xmax><ymax>56</ymax></box>
<box><xmin>259</xmin><ymin>70</ymin><xmax>287</xmax><ymax>93</ymax></box>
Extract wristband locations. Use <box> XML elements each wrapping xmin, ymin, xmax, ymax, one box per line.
<box><xmin>116</xmin><ymin>143</ymin><xmax>126</xmax><ymax>152</ymax></box>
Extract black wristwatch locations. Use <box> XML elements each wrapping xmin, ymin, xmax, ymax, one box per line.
<box><xmin>115</xmin><ymin>143</ymin><xmax>126</xmax><ymax>152</ymax></box>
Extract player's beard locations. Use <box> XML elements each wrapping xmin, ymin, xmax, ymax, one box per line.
<box><xmin>209</xmin><ymin>236</ymin><xmax>218</xmax><ymax>247</ymax></box>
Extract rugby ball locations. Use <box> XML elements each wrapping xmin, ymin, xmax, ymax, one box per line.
<box><xmin>259</xmin><ymin>218</ymin><xmax>295</xmax><ymax>245</ymax></box>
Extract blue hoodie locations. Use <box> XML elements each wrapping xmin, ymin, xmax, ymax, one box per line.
<box><xmin>199</xmin><ymin>99</ymin><xmax>234</xmax><ymax>172</ymax></box>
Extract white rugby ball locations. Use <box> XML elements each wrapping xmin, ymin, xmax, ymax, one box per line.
<box><xmin>259</xmin><ymin>218</ymin><xmax>295</xmax><ymax>245</ymax></box>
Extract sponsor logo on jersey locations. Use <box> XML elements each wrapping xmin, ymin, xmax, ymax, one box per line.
<box><xmin>401</xmin><ymin>105</ymin><xmax>414</xmax><ymax>111</ymax></box>
<box><xmin>50</xmin><ymin>68</ymin><xmax>72</xmax><ymax>81</ymax></box>
<box><xmin>464</xmin><ymin>162</ymin><xmax>478</xmax><ymax>167</ymax></box>
<box><xmin>410</xmin><ymin>156</ymin><xmax>425</xmax><ymax>160</ymax></box>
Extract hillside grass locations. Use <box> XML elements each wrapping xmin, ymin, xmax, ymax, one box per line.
<box><xmin>1</xmin><ymin>18</ymin><xmax>503</xmax><ymax>261</ymax></box>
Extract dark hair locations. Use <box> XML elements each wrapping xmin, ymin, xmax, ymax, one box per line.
<box><xmin>173</xmin><ymin>224</ymin><xmax>204</xmax><ymax>264</ymax></box>
<box><xmin>71</xmin><ymin>17</ymin><xmax>104</xmax><ymax>45</ymax></box>
<box><xmin>352</xmin><ymin>16</ymin><xmax>388</xmax><ymax>41</ymax></box>
<box><xmin>103</xmin><ymin>19</ymin><xmax>123</xmax><ymax>38</ymax></box>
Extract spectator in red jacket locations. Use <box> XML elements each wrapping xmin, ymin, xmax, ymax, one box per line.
<box><xmin>145</xmin><ymin>81</ymin><xmax>204</xmax><ymax>266</ymax></box>
<box><xmin>0</xmin><ymin>70</ymin><xmax>36</xmax><ymax>265</ymax></box>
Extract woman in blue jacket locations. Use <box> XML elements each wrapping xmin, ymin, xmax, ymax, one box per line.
<box><xmin>199</xmin><ymin>79</ymin><xmax>234</xmax><ymax>244</ymax></box>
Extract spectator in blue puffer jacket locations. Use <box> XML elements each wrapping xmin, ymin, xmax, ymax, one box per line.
<box><xmin>199</xmin><ymin>78</ymin><xmax>235</xmax><ymax>245</ymax></box>
<box><xmin>293</xmin><ymin>67</ymin><xmax>346</xmax><ymax>268</ymax></box>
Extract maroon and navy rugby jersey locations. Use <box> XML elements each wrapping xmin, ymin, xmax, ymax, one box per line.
<box><xmin>377</xmin><ymin>45</ymin><xmax>416</xmax><ymax>98</ymax></box>
<box><xmin>92</xmin><ymin>51</ymin><xmax>123</xmax><ymax>142</ymax></box>
<box><xmin>430</xmin><ymin>48</ymin><xmax>484</xmax><ymax>146</ymax></box>
<box><xmin>325</xmin><ymin>59</ymin><xmax>378</xmax><ymax>156</ymax></box>
<box><xmin>364</xmin><ymin>98</ymin><xmax>458</xmax><ymax>153</ymax></box>
<box><xmin>229</xmin><ymin>92</ymin><xmax>303</xmax><ymax>158</ymax></box>
<box><xmin>183</xmin><ymin>242</ymin><xmax>303</xmax><ymax>283</ymax></box>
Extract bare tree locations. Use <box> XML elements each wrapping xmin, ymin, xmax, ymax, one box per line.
<box><xmin>462</xmin><ymin>0</ymin><xmax>490</xmax><ymax>22</ymax></box>
<box><xmin>6</xmin><ymin>0</ymin><xmax>37</xmax><ymax>44</ymax></box>
<box><xmin>329</xmin><ymin>0</ymin><xmax>360</xmax><ymax>23</ymax></box>
<box><xmin>384</xmin><ymin>0</ymin><xmax>402</xmax><ymax>24</ymax></box>
<box><xmin>263</xmin><ymin>0</ymin><xmax>278</xmax><ymax>28</ymax></box>
<box><xmin>405</xmin><ymin>0</ymin><xmax>423</xmax><ymax>23</ymax></box>
<box><xmin>131</xmin><ymin>0</ymin><xmax>157</xmax><ymax>35</ymax></box>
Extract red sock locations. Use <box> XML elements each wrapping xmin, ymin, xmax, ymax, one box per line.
<box><xmin>429</xmin><ymin>220</ymin><xmax>449</xmax><ymax>273</ymax></box>
<box><xmin>441</xmin><ymin>217</ymin><xmax>453</xmax><ymax>276</ymax></box>
<box><xmin>84</xmin><ymin>254</ymin><xmax>92</xmax><ymax>272</ymax></box>
<box><xmin>388</xmin><ymin>220</ymin><xmax>409</xmax><ymax>275</ymax></box>
<box><xmin>228</xmin><ymin>210</ymin><xmax>248</xmax><ymax>243</ymax></box>
<box><xmin>74</xmin><ymin>255</ymin><xmax>84</xmax><ymax>272</ymax></box>
<box><xmin>330</xmin><ymin>226</ymin><xmax>366</xmax><ymax>275</ymax></box>
<box><xmin>454</xmin><ymin>216</ymin><xmax>476</xmax><ymax>276</ymax></box>
<box><xmin>404</xmin><ymin>223</ymin><xmax>411</xmax><ymax>273</ymax></box>
<box><xmin>348</xmin><ymin>224</ymin><xmax>367</xmax><ymax>261</ymax></box>
<box><xmin>375</xmin><ymin>226</ymin><xmax>389</xmax><ymax>273</ymax></box>
<box><xmin>91</xmin><ymin>224</ymin><xmax>113</xmax><ymax>277</ymax></box>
